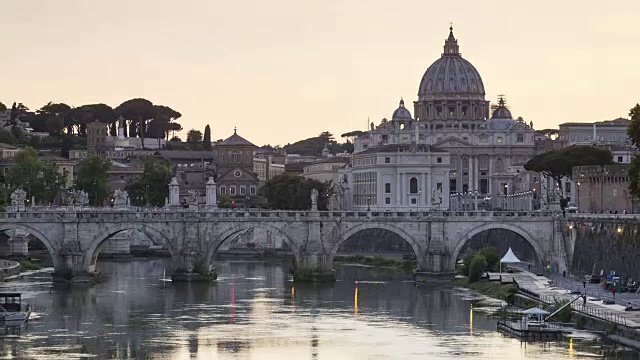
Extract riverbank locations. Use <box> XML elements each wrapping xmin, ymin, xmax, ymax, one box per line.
<box><xmin>334</xmin><ymin>255</ymin><xmax>415</xmax><ymax>272</ymax></box>
<box><xmin>451</xmin><ymin>277</ymin><xmax>518</xmax><ymax>304</ymax></box>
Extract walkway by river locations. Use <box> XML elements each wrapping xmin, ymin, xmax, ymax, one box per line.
<box><xmin>0</xmin><ymin>260</ymin><xmax>633</xmax><ymax>359</ymax></box>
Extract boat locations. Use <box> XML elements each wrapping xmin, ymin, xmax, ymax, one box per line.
<box><xmin>0</xmin><ymin>293</ymin><xmax>31</xmax><ymax>322</ymax></box>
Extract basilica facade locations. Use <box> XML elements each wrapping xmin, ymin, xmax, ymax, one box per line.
<box><xmin>350</xmin><ymin>27</ymin><xmax>536</xmax><ymax>210</ymax></box>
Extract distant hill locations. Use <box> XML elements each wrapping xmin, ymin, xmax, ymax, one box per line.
<box><xmin>282</xmin><ymin>132</ymin><xmax>353</xmax><ymax>156</ymax></box>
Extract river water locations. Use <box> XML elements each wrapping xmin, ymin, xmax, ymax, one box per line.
<box><xmin>0</xmin><ymin>259</ymin><xmax>636</xmax><ymax>359</ymax></box>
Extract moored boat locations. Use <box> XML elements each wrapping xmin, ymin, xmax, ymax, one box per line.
<box><xmin>0</xmin><ymin>293</ymin><xmax>31</xmax><ymax>322</ymax></box>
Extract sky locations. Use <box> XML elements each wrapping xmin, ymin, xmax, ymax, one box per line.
<box><xmin>1</xmin><ymin>0</ymin><xmax>639</xmax><ymax>146</ymax></box>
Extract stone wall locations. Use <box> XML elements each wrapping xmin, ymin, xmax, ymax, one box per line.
<box><xmin>571</xmin><ymin>222</ymin><xmax>640</xmax><ymax>280</ymax></box>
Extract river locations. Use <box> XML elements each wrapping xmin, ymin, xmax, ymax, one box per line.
<box><xmin>0</xmin><ymin>259</ymin><xmax>635</xmax><ymax>359</ymax></box>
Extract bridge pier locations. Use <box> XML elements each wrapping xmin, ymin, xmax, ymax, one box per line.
<box><xmin>412</xmin><ymin>251</ymin><xmax>456</xmax><ymax>282</ymax></box>
<box><xmin>53</xmin><ymin>252</ymin><xmax>100</xmax><ymax>284</ymax></box>
<box><xmin>292</xmin><ymin>254</ymin><xmax>336</xmax><ymax>282</ymax></box>
<box><xmin>171</xmin><ymin>253</ymin><xmax>217</xmax><ymax>283</ymax></box>
<box><xmin>7</xmin><ymin>234</ymin><xmax>29</xmax><ymax>259</ymax></box>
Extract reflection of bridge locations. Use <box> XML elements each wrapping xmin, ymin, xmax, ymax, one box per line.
<box><xmin>0</xmin><ymin>208</ymin><xmax>564</xmax><ymax>282</ymax></box>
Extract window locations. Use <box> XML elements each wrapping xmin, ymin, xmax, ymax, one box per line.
<box><xmin>231</xmin><ymin>152</ymin><xmax>240</xmax><ymax>163</ymax></box>
<box><xmin>240</xmin><ymin>186</ymin><xmax>246</xmax><ymax>195</ymax></box>
<box><xmin>220</xmin><ymin>186</ymin><xmax>226</xmax><ymax>194</ymax></box>
<box><xmin>565</xmin><ymin>182</ymin><xmax>571</xmax><ymax>194</ymax></box>
<box><xmin>517</xmin><ymin>133</ymin><xmax>524</xmax><ymax>143</ymax></box>
<box><xmin>385</xmin><ymin>157</ymin><xmax>391</xmax><ymax>164</ymax></box>
<box><xmin>436</xmin><ymin>183</ymin><xmax>442</xmax><ymax>191</ymax></box>
<box><xmin>497</xmin><ymin>136</ymin><xmax>503</xmax><ymax>143</ymax></box>
<box><xmin>479</xmin><ymin>179</ymin><xmax>488</xmax><ymax>194</ymax></box>
<box><xmin>385</xmin><ymin>183</ymin><xmax>391</xmax><ymax>193</ymax></box>
<box><xmin>230</xmin><ymin>186</ymin><xmax>236</xmax><ymax>195</ymax></box>
<box><xmin>411</xmin><ymin>198</ymin><xmax>417</xmax><ymax>204</ymax></box>
<box><xmin>250</xmin><ymin>186</ymin><xmax>256</xmax><ymax>195</ymax></box>
<box><xmin>618</xmin><ymin>156</ymin><xmax>623</xmax><ymax>163</ymax></box>
<box><xmin>385</xmin><ymin>197</ymin><xmax>391</xmax><ymax>205</ymax></box>
<box><xmin>409</xmin><ymin>177</ymin><xmax>418</xmax><ymax>193</ymax></box>
<box><xmin>436</xmin><ymin>157</ymin><xmax>442</xmax><ymax>164</ymax></box>
<box><xmin>449</xmin><ymin>179</ymin><xmax>457</xmax><ymax>192</ymax></box>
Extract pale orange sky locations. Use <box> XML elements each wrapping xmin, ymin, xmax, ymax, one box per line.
<box><xmin>1</xmin><ymin>1</ymin><xmax>638</xmax><ymax>146</ymax></box>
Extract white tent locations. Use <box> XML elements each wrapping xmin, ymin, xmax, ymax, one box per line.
<box><xmin>521</xmin><ymin>307</ymin><xmax>549</xmax><ymax>315</ymax></box>
<box><xmin>500</xmin><ymin>247</ymin><xmax>521</xmax><ymax>273</ymax></box>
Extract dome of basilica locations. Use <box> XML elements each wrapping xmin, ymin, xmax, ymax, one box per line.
<box><xmin>418</xmin><ymin>27</ymin><xmax>485</xmax><ymax>100</ymax></box>
<box><xmin>490</xmin><ymin>97</ymin><xmax>512</xmax><ymax>119</ymax></box>
<box><xmin>391</xmin><ymin>98</ymin><xmax>412</xmax><ymax>121</ymax></box>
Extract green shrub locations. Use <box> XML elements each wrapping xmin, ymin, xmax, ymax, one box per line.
<box><xmin>462</xmin><ymin>252</ymin><xmax>475</xmax><ymax>276</ymax></box>
<box><xmin>575</xmin><ymin>315</ymin><xmax>586</xmax><ymax>329</ymax></box>
<box><xmin>468</xmin><ymin>254</ymin><xmax>487</xmax><ymax>283</ymax></box>
<box><xmin>477</xmin><ymin>247</ymin><xmax>500</xmax><ymax>270</ymax></box>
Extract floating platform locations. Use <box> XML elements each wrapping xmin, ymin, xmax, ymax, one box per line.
<box><xmin>497</xmin><ymin>320</ymin><xmax>570</xmax><ymax>341</ymax></box>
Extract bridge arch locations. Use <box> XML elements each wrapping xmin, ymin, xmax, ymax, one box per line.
<box><xmin>328</xmin><ymin>223</ymin><xmax>423</xmax><ymax>265</ymax></box>
<box><xmin>0</xmin><ymin>224</ymin><xmax>59</xmax><ymax>268</ymax></box>
<box><xmin>450</xmin><ymin>222</ymin><xmax>544</xmax><ymax>270</ymax></box>
<box><xmin>84</xmin><ymin>223</ymin><xmax>178</xmax><ymax>271</ymax></box>
<box><xmin>207</xmin><ymin>223</ymin><xmax>303</xmax><ymax>265</ymax></box>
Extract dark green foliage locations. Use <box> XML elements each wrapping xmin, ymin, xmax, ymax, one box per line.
<box><xmin>74</xmin><ymin>156</ymin><xmax>112</xmax><ymax>206</ymax></box>
<box><xmin>468</xmin><ymin>254</ymin><xmax>487</xmax><ymax>283</ymax></box>
<box><xmin>628</xmin><ymin>104</ymin><xmax>640</xmax><ymax>199</ymax></box>
<box><xmin>545</xmin><ymin>300</ymin><xmax>573</xmax><ymax>322</ymax></box>
<box><xmin>0</xmin><ymin>129</ymin><xmax>16</xmax><ymax>145</ymax></box>
<box><xmin>477</xmin><ymin>247</ymin><xmax>500</xmax><ymax>270</ymax></box>
<box><xmin>203</xmin><ymin>125</ymin><xmax>212</xmax><ymax>150</ymax></box>
<box><xmin>218</xmin><ymin>194</ymin><xmax>233</xmax><ymax>208</ymax></box>
<box><xmin>0</xmin><ymin>102</ymin><xmax>6</xmax><ymax>111</ymax></box>
<box><xmin>283</xmin><ymin>131</ymin><xmax>352</xmax><ymax>156</ymax></box>
<box><xmin>260</xmin><ymin>174</ymin><xmax>333</xmax><ymax>210</ymax></box>
<box><xmin>6</xmin><ymin>147</ymin><xmax>67</xmax><ymax>204</ymax></box>
<box><xmin>187</xmin><ymin>129</ymin><xmax>203</xmax><ymax>143</ymax></box>
<box><xmin>126</xmin><ymin>156</ymin><xmax>173</xmax><ymax>206</ymax></box>
<box><xmin>524</xmin><ymin>145</ymin><xmax>613</xmax><ymax>211</ymax></box>
<box><xmin>629</xmin><ymin>155</ymin><xmax>640</xmax><ymax>199</ymax></box>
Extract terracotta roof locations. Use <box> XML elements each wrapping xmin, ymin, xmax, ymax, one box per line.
<box><xmin>217</xmin><ymin>131</ymin><xmax>256</xmax><ymax>147</ymax></box>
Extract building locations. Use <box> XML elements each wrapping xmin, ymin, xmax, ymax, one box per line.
<box><xmin>0</xmin><ymin>143</ymin><xmax>19</xmax><ymax>159</ymax></box>
<box><xmin>573</xmin><ymin>164</ymin><xmax>634</xmax><ymax>213</ymax></box>
<box><xmin>351</xmin><ymin>143</ymin><xmax>451</xmax><ymax>210</ymax></box>
<box><xmin>214</xmin><ymin>129</ymin><xmax>260</xmax><ymax>207</ymax></box>
<box><xmin>107</xmin><ymin>160</ymin><xmax>145</xmax><ymax>191</ymax></box>
<box><xmin>558</xmin><ymin>118</ymin><xmax>631</xmax><ymax>145</ymax></box>
<box><xmin>253</xmin><ymin>152</ymin><xmax>286</xmax><ymax>182</ymax></box>
<box><xmin>156</xmin><ymin>150</ymin><xmax>214</xmax><ymax>203</ymax></box>
<box><xmin>351</xmin><ymin>26</ymin><xmax>537</xmax><ymax>209</ymax></box>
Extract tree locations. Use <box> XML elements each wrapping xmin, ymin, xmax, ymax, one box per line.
<box><xmin>187</xmin><ymin>129</ymin><xmax>203</xmax><ymax>143</ymax></box>
<box><xmin>74</xmin><ymin>156</ymin><xmax>112</xmax><ymax>206</ymax></box>
<box><xmin>468</xmin><ymin>254</ymin><xmax>487</xmax><ymax>283</ymax></box>
<box><xmin>0</xmin><ymin>102</ymin><xmax>6</xmax><ymax>112</ymax></box>
<box><xmin>6</xmin><ymin>147</ymin><xmax>67</xmax><ymax>204</ymax></box>
<box><xmin>126</xmin><ymin>156</ymin><xmax>173</xmax><ymax>206</ymax></box>
<box><xmin>218</xmin><ymin>194</ymin><xmax>233</xmax><ymax>208</ymax></box>
<box><xmin>260</xmin><ymin>174</ymin><xmax>333</xmax><ymax>210</ymax></box>
<box><xmin>0</xmin><ymin>129</ymin><xmax>17</xmax><ymax>145</ymax></box>
<box><xmin>203</xmin><ymin>125</ymin><xmax>212</xmax><ymax>150</ymax></box>
<box><xmin>115</xmin><ymin>98</ymin><xmax>155</xmax><ymax>148</ymax></box>
<box><xmin>524</xmin><ymin>145</ymin><xmax>612</xmax><ymax>212</ymax></box>
<box><xmin>627</xmin><ymin>104</ymin><xmax>640</xmax><ymax>199</ymax></box>
<box><xmin>37</xmin><ymin>102</ymin><xmax>73</xmax><ymax>134</ymax></box>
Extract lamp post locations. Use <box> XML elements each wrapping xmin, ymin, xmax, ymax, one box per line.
<box><xmin>474</xmin><ymin>190</ymin><xmax>478</xmax><ymax>211</ymax></box>
<box><xmin>417</xmin><ymin>189</ymin><xmax>421</xmax><ymax>211</ymax></box>
<box><xmin>576</xmin><ymin>182</ymin><xmax>580</xmax><ymax>210</ymax></box>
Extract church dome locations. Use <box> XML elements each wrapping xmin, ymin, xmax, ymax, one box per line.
<box><xmin>491</xmin><ymin>96</ymin><xmax>513</xmax><ymax>119</ymax></box>
<box><xmin>418</xmin><ymin>27</ymin><xmax>485</xmax><ymax>99</ymax></box>
<box><xmin>391</xmin><ymin>98</ymin><xmax>412</xmax><ymax>121</ymax></box>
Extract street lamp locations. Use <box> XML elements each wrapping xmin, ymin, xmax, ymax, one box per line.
<box><xmin>367</xmin><ymin>197</ymin><xmax>371</xmax><ymax>211</ymax></box>
<box><xmin>417</xmin><ymin>189</ymin><xmax>421</xmax><ymax>211</ymax></box>
<box><xmin>576</xmin><ymin>182</ymin><xmax>580</xmax><ymax>210</ymax></box>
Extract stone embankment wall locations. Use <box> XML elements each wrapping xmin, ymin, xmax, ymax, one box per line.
<box><xmin>571</xmin><ymin>222</ymin><xmax>640</xmax><ymax>280</ymax></box>
<box><xmin>0</xmin><ymin>259</ymin><xmax>20</xmax><ymax>280</ymax></box>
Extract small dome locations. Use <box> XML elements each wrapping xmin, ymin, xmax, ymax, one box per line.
<box><xmin>491</xmin><ymin>97</ymin><xmax>512</xmax><ymax>119</ymax></box>
<box><xmin>418</xmin><ymin>26</ymin><xmax>485</xmax><ymax>99</ymax></box>
<box><xmin>391</xmin><ymin>98</ymin><xmax>412</xmax><ymax>121</ymax></box>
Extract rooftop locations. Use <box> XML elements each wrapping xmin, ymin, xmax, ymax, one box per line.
<box><xmin>356</xmin><ymin>144</ymin><xmax>445</xmax><ymax>155</ymax></box>
<box><xmin>156</xmin><ymin>150</ymin><xmax>214</xmax><ymax>160</ymax></box>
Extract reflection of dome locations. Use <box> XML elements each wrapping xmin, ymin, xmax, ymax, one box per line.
<box><xmin>491</xmin><ymin>96</ymin><xmax>512</xmax><ymax>119</ymax></box>
<box><xmin>418</xmin><ymin>27</ymin><xmax>485</xmax><ymax>99</ymax></box>
<box><xmin>391</xmin><ymin>98</ymin><xmax>412</xmax><ymax>121</ymax></box>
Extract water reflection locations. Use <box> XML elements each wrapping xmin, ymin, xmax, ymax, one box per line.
<box><xmin>0</xmin><ymin>260</ymin><xmax>633</xmax><ymax>359</ymax></box>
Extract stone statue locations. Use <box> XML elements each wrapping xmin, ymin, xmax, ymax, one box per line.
<box><xmin>72</xmin><ymin>190</ymin><xmax>89</xmax><ymax>206</ymax></box>
<box><xmin>310</xmin><ymin>188</ymin><xmax>319</xmax><ymax>206</ymax></box>
<box><xmin>188</xmin><ymin>190</ymin><xmax>199</xmax><ymax>205</ymax></box>
<box><xmin>10</xmin><ymin>189</ymin><xmax>27</xmax><ymax>206</ymax></box>
<box><xmin>113</xmin><ymin>189</ymin><xmax>129</xmax><ymax>207</ymax></box>
<box><xmin>431</xmin><ymin>187</ymin><xmax>442</xmax><ymax>205</ymax></box>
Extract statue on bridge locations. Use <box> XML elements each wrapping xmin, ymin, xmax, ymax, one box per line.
<box><xmin>70</xmin><ymin>190</ymin><xmax>89</xmax><ymax>206</ymax></box>
<box><xmin>431</xmin><ymin>187</ymin><xmax>442</xmax><ymax>205</ymax></box>
<box><xmin>10</xmin><ymin>189</ymin><xmax>27</xmax><ymax>207</ymax></box>
<box><xmin>310</xmin><ymin>188</ymin><xmax>319</xmax><ymax>210</ymax></box>
<box><xmin>113</xmin><ymin>189</ymin><xmax>129</xmax><ymax>208</ymax></box>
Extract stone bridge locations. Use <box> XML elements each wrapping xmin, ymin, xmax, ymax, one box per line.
<box><xmin>0</xmin><ymin>208</ymin><xmax>565</xmax><ymax>283</ymax></box>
